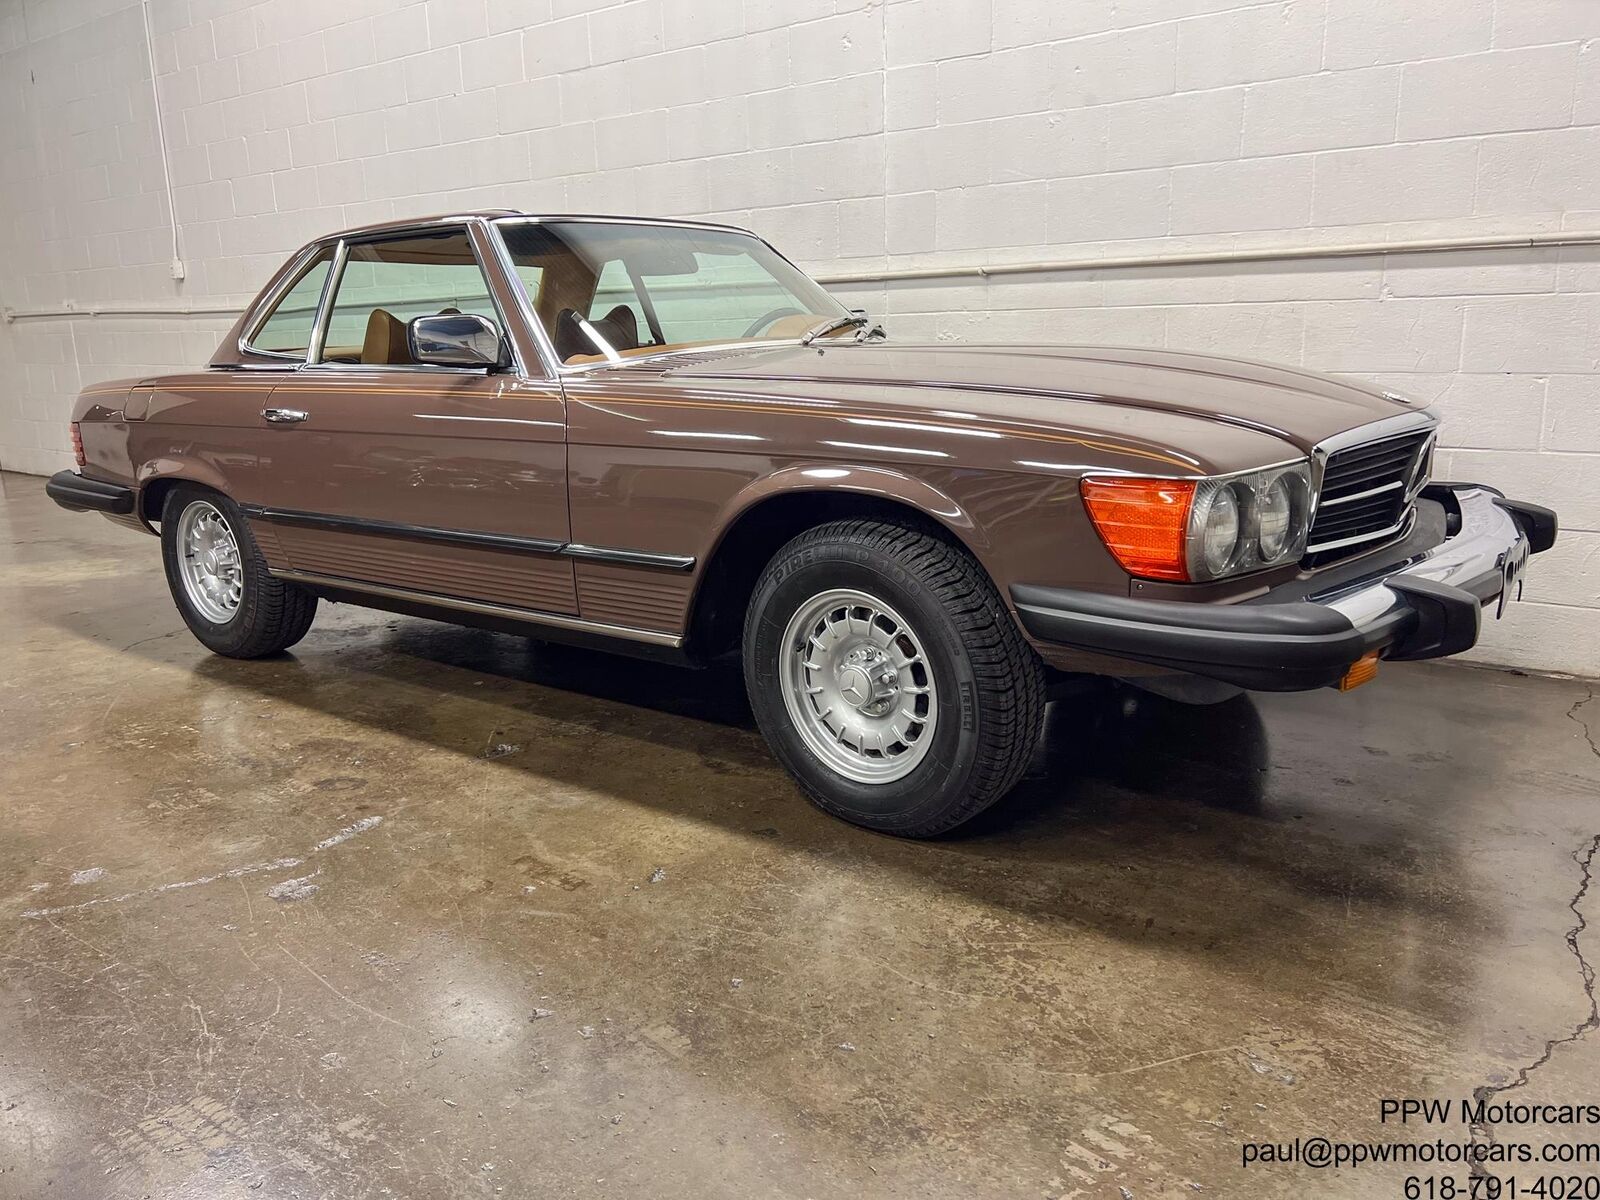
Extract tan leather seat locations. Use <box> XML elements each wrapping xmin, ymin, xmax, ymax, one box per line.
<box><xmin>360</xmin><ymin>308</ymin><xmax>410</xmax><ymax>365</ymax></box>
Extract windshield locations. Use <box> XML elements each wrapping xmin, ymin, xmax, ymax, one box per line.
<box><xmin>494</xmin><ymin>220</ymin><xmax>851</xmax><ymax>366</ymax></box>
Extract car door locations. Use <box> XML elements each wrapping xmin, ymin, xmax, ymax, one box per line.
<box><xmin>245</xmin><ymin>224</ymin><xmax>575</xmax><ymax>616</ymax></box>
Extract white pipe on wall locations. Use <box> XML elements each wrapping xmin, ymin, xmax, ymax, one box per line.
<box><xmin>3</xmin><ymin>303</ymin><xmax>240</xmax><ymax>321</ymax></box>
<box><xmin>813</xmin><ymin>229</ymin><xmax>1600</xmax><ymax>286</ymax></box>
<box><xmin>5</xmin><ymin>229</ymin><xmax>1598</xmax><ymax>322</ymax></box>
<box><xmin>140</xmin><ymin>0</ymin><xmax>184</xmax><ymax>279</ymax></box>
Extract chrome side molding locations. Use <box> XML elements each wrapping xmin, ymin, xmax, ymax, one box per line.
<box><xmin>564</xmin><ymin>544</ymin><xmax>696</xmax><ymax>571</ymax></box>
<box><xmin>241</xmin><ymin>505</ymin><xmax>693</xmax><ymax>570</ymax></box>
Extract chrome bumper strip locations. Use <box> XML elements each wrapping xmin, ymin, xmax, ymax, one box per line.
<box><xmin>1314</xmin><ymin>486</ymin><xmax>1529</xmax><ymax>630</ymax></box>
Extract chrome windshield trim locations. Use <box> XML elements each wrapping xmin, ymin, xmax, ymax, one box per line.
<box><xmin>466</xmin><ymin>217</ymin><xmax>545</xmax><ymax>380</ymax></box>
<box><xmin>486</xmin><ymin>217</ymin><xmax>848</xmax><ymax>376</ymax></box>
<box><xmin>487</xmin><ymin>219</ymin><xmax>564</xmax><ymax>378</ymax></box>
<box><xmin>491</xmin><ymin>213</ymin><xmax>759</xmax><ymax>236</ymax></box>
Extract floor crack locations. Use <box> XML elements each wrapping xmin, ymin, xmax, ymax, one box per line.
<box><xmin>1469</xmin><ymin>832</ymin><xmax>1600</xmax><ymax>1175</ymax></box>
<box><xmin>118</xmin><ymin>628</ymin><xmax>183</xmax><ymax>653</ymax></box>
<box><xmin>1570</xmin><ymin>688</ymin><xmax>1599</xmax><ymax>761</ymax></box>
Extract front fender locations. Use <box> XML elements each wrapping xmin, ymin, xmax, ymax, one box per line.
<box><xmin>696</xmin><ymin>457</ymin><xmax>1124</xmax><ymax>626</ymax></box>
<box><xmin>712</xmin><ymin>462</ymin><xmax>989</xmax><ymax>554</ymax></box>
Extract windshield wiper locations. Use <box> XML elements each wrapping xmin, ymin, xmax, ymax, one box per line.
<box><xmin>798</xmin><ymin>313</ymin><xmax>869</xmax><ymax>346</ymax></box>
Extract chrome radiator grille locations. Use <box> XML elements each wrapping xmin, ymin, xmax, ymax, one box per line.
<box><xmin>1304</xmin><ymin>425</ymin><xmax>1436</xmax><ymax>567</ymax></box>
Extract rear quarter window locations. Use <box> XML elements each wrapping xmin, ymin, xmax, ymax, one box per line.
<box><xmin>246</xmin><ymin>249</ymin><xmax>334</xmax><ymax>358</ymax></box>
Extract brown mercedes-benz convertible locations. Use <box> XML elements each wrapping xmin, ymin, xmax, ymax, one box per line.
<box><xmin>48</xmin><ymin>212</ymin><xmax>1557</xmax><ymax>835</ymax></box>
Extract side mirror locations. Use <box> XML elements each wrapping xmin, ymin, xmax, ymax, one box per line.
<box><xmin>408</xmin><ymin>313</ymin><xmax>508</xmax><ymax>369</ymax></box>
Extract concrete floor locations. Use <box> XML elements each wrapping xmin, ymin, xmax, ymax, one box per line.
<box><xmin>1</xmin><ymin>468</ymin><xmax>1597</xmax><ymax>1200</ymax></box>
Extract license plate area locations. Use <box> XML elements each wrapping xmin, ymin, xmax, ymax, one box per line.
<box><xmin>1495</xmin><ymin>538</ymin><xmax>1530</xmax><ymax>619</ymax></box>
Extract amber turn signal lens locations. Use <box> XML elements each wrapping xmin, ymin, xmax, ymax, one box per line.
<box><xmin>1337</xmin><ymin>651</ymin><xmax>1380</xmax><ymax>692</ymax></box>
<box><xmin>1080</xmin><ymin>476</ymin><xmax>1196</xmax><ymax>581</ymax></box>
<box><xmin>69</xmin><ymin>422</ymin><xmax>85</xmax><ymax>468</ymax></box>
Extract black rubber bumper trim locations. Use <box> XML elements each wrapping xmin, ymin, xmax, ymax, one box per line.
<box><xmin>1383</xmin><ymin>577</ymin><xmax>1482</xmax><ymax>661</ymax></box>
<box><xmin>1494</xmin><ymin>497</ymin><xmax>1558</xmax><ymax>554</ymax></box>
<box><xmin>45</xmin><ymin>470</ymin><xmax>135</xmax><ymax>515</ymax></box>
<box><xmin>1013</xmin><ymin>483</ymin><xmax>1548</xmax><ymax>691</ymax></box>
<box><xmin>1010</xmin><ymin>584</ymin><xmax>1391</xmax><ymax>692</ymax></box>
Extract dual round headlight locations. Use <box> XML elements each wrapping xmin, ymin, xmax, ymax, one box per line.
<box><xmin>1256</xmin><ymin>473</ymin><xmax>1296</xmax><ymax>560</ymax></box>
<box><xmin>1197</xmin><ymin>485</ymin><xmax>1241</xmax><ymax>576</ymax></box>
<box><xmin>1186</xmin><ymin>464</ymin><xmax>1312</xmax><ymax>581</ymax></box>
<box><xmin>1080</xmin><ymin>460</ymin><xmax>1315</xmax><ymax>583</ymax></box>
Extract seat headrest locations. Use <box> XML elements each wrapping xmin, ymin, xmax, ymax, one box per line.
<box><xmin>361</xmin><ymin>309</ymin><xmax>411</xmax><ymax>365</ymax></box>
<box><xmin>596</xmin><ymin>305</ymin><xmax>640</xmax><ymax>351</ymax></box>
<box><xmin>552</xmin><ymin>305</ymin><xmax>643</xmax><ymax>362</ymax></box>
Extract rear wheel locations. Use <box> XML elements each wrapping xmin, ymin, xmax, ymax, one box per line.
<box><xmin>744</xmin><ymin>519</ymin><xmax>1045</xmax><ymax>837</ymax></box>
<box><xmin>160</xmin><ymin>485</ymin><xmax>316</xmax><ymax>658</ymax></box>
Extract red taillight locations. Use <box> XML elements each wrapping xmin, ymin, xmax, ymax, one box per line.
<box><xmin>70</xmin><ymin>422</ymin><xmax>86</xmax><ymax>468</ymax></box>
<box><xmin>1080</xmin><ymin>476</ymin><xmax>1196</xmax><ymax>581</ymax></box>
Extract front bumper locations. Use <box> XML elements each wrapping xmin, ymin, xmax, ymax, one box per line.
<box><xmin>45</xmin><ymin>470</ymin><xmax>136</xmax><ymax>515</ymax></box>
<box><xmin>1012</xmin><ymin>483</ymin><xmax>1557</xmax><ymax>692</ymax></box>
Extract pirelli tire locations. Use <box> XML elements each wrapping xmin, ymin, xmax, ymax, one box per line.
<box><xmin>160</xmin><ymin>484</ymin><xmax>317</xmax><ymax>659</ymax></box>
<box><xmin>744</xmin><ymin>518</ymin><xmax>1045</xmax><ymax>837</ymax></box>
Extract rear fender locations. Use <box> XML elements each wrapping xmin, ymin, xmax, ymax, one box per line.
<box><xmin>135</xmin><ymin>457</ymin><xmax>235</xmax><ymax>528</ymax></box>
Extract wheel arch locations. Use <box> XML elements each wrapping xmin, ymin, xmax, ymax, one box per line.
<box><xmin>684</xmin><ymin>465</ymin><xmax>993</xmax><ymax>660</ymax></box>
<box><xmin>135</xmin><ymin>459</ymin><xmax>235</xmax><ymax>528</ymax></box>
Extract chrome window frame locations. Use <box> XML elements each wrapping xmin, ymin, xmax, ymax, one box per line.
<box><xmin>304</xmin><ymin>237</ymin><xmax>347</xmax><ymax>365</ymax></box>
<box><xmin>236</xmin><ymin>242</ymin><xmax>340</xmax><ymax>364</ymax></box>
<box><xmin>486</xmin><ymin>215</ymin><xmax>850</xmax><ymax>378</ymax></box>
<box><xmin>236</xmin><ymin>217</ymin><xmax>531</xmax><ymax>378</ymax></box>
<box><xmin>301</xmin><ymin>219</ymin><xmax>530</xmax><ymax>378</ymax></box>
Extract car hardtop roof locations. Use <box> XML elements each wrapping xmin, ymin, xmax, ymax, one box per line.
<box><xmin>318</xmin><ymin>211</ymin><xmax>759</xmax><ymax>243</ymax></box>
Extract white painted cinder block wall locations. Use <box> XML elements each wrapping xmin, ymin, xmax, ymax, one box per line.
<box><xmin>1</xmin><ymin>0</ymin><xmax>1596</xmax><ymax>675</ymax></box>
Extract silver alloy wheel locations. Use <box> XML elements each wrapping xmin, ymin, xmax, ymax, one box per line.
<box><xmin>779</xmin><ymin>587</ymin><xmax>937</xmax><ymax>784</ymax></box>
<box><xmin>176</xmin><ymin>499</ymin><xmax>244</xmax><ymax>624</ymax></box>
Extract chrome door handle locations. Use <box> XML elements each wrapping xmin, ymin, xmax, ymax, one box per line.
<box><xmin>262</xmin><ymin>407</ymin><xmax>308</xmax><ymax>424</ymax></box>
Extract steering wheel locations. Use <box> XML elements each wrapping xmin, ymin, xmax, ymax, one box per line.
<box><xmin>741</xmin><ymin>306</ymin><xmax>805</xmax><ymax>338</ymax></box>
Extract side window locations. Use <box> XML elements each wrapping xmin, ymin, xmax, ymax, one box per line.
<box><xmin>246</xmin><ymin>248</ymin><xmax>333</xmax><ymax>359</ymax></box>
<box><xmin>319</xmin><ymin>229</ymin><xmax>501</xmax><ymax>366</ymax></box>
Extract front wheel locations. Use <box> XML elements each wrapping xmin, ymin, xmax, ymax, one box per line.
<box><xmin>160</xmin><ymin>485</ymin><xmax>317</xmax><ymax>658</ymax></box>
<box><xmin>743</xmin><ymin>520</ymin><xmax>1045</xmax><ymax>837</ymax></box>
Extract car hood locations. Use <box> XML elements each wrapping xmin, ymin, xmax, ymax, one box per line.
<box><xmin>655</xmin><ymin>342</ymin><xmax>1422</xmax><ymax>454</ymax></box>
